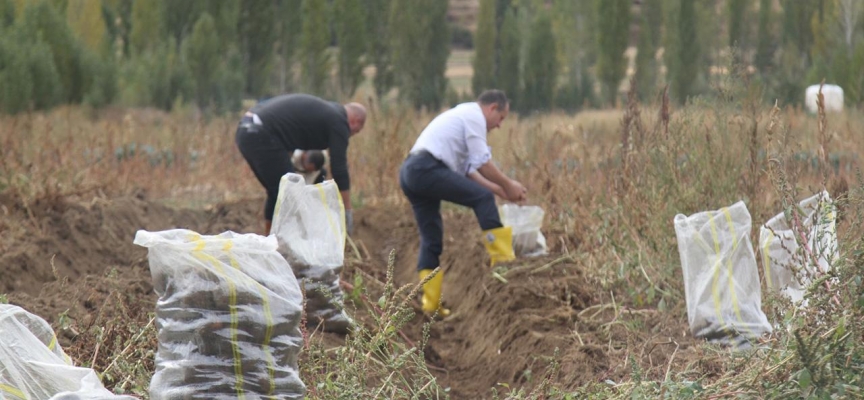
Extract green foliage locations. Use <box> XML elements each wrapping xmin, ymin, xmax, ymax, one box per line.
<box><xmin>364</xmin><ymin>0</ymin><xmax>394</xmax><ymax>99</ymax></box>
<box><xmin>674</xmin><ymin>0</ymin><xmax>699</xmax><ymax>104</ymax></box>
<box><xmin>390</xmin><ymin>0</ymin><xmax>450</xmax><ymax>110</ymax></box>
<box><xmin>129</xmin><ymin>0</ymin><xmax>163</xmax><ymax>55</ymax></box>
<box><xmin>1</xmin><ymin>0</ymin><xmax>109</xmax><ymax>112</ymax></box>
<box><xmin>754</xmin><ymin>0</ymin><xmax>774</xmax><ymax>73</ymax></box>
<box><xmin>275</xmin><ymin>0</ymin><xmax>302</xmax><ymax>93</ymax></box>
<box><xmin>472</xmin><ymin>0</ymin><xmax>497</xmax><ymax>97</ymax></box>
<box><xmin>0</xmin><ymin>25</ymin><xmax>61</xmax><ymax>113</ymax></box>
<box><xmin>334</xmin><ymin>0</ymin><xmax>366</xmax><ymax>98</ymax></box>
<box><xmin>595</xmin><ymin>0</ymin><xmax>631</xmax><ymax>105</ymax></box>
<box><xmin>239</xmin><ymin>0</ymin><xmax>277</xmax><ymax>97</ymax></box>
<box><xmin>202</xmin><ymin>0</ymin><xmax>239</xmax><ymax>48</ymax></box>
<box><xmin>0</xmin><ymin>0</ymin><xmax>15</xmax><ymax>30</ymax></box>
<box><xmin>299</xmin><ymin>0</ymin><xmax>331</xmax><ymax>97</ymax></box>
<box><xmin>782</xmin><ymin>0</ymin><xmax>816</xmax><ymax>61</ymax></box>
<box><xmin>18</xmin><ymin>1</ymin><xmax>84</xmax><ymax>103</ymax></box>
<box><xmin>763</xmin><ymin>42</ymin><xmax>809</xmax><ymax>106</ymax></box>
<box><xmin>635</xmin><ymin>0</ymin><xmax>662</xmax><ymax>101</ymax></box>
<box><xmin>162</xmin><ymin>0</ymin><xmax>208</xmax><ymax>47</ymax></box>
<box><xmin>120</xmin><ymin>39</ymin><xmax>190</xmax><ymax>111</ymax></box>
<box><xmin>497</xmin><ymin>5</ymin><xmax>520</xmax><ymax>106</ymax></box>
<box><xmin>102</xmin><ymin>0</ymin><xmax>134</xmax><ymax>58</ymax></box>
<box><xmin>66</xmin><ymin>0</ymin><xmax>107</xmax><ymax>53</ymax></box>
<box><xmin>727</xmin><ymin>0</ymin><xmax>748</xmax><ymax>48</ymax></box>
<box><xmin>80</xmin><ymin>50</ymin><xmax>117</xmax><ymax>108</ymax></box>
<box><xmin>552</xmin><ymin>0</ymin><xmax>598</xmax><ymax>110</ymax></box>
<box><xmin>521</xmin><ymin>8</ymin><xmax>557</xmax><ymax>113</ymax></box>
<box><xmin>182</xmin><ymin>13</ymin><xmax>221</xmax><ymax>110</ymax></box>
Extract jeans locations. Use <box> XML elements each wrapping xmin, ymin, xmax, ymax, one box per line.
<box><xmin>399</xmin><ymin>151</ymin><xmax>502</xmax><ymax>270</ymax></box>
<box><xmin>235</xmin><ymin>125</ymin><xmax>295</xmax><ymax>221</ymax></box>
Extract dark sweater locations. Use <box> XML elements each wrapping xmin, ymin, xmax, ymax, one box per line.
<box><xmin>251</xmin><ymin>94</ymin><xmax>351</xmax><ymax>191</ymax></box>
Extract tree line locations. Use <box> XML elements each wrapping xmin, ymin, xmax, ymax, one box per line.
<box><xmin>0</xmin><ymin>0</ymin><xmax>862</xmax><ymax>115</ymax></box>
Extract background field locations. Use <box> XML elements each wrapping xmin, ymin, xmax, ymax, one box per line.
<box><xmin>3</xmin><ymin>70</ymin><xmax>864</xmax><ymax>398</ymax></box>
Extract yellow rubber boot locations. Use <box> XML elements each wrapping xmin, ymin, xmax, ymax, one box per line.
<box><xmin>419</xmin><ymin>269</ymin><xmax>450</xmax><ymax>317</ymax></box>
<box><xmin>482</xmin><ymin>226</ymin><xmax>516</xmax><ymax>267</ymax></box>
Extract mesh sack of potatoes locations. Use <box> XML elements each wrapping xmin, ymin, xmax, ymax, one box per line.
<box><xmin>134</xmin><ymin>229</ymin><xmax>305</xmax><ymax>399</ymax></box>
<box><xmin>500</xmin><ymin>204</ymin><xmax>548</xmax><ymax>257</ymax></box>
<box><xmin>673</xmin><ymin>201</ymin><xmax>772</xmax><ymax>349</ymax></box>
<box><xmin>271</xmin><ymin>173</ymin><xmax>353</xmax><ymax>334</ymax></box>
<box><xmin>759</xmin><ymin>191</ymin><xmax>839</xmax><ymax>306</ymax></box>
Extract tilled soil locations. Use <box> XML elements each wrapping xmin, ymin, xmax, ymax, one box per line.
<box><xmin>1</xmin><ymin>194</ymin><xmax>705</xmax><ymax>399</ymax></box>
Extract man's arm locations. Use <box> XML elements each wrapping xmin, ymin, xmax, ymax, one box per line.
<box><xmin>468</xmin><ymin>171</ymin><xmax>506</xmax><ymax>199</ymax></box>
<box><xmin>329</xmin><ymin>128</ymin><xmax>351</xmax><ymax>206</ymax></box>
<box><xmin>340</xmin><ymin>190</ymin><xmax>351</xmax><ymax>210</ymax></box>
<box><xmin>476</xmin><ymin>161</ymin><xmax>527</xmax><ymax>202</ymax></box>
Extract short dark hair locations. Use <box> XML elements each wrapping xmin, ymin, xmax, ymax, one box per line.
<box><xmin>307</xmin><ymin>151</ymin><xmax>326</xmax><ymax>170</ymax></box>
<box><xmin>477</xmin><ymin>90</ymin><xmax>508</xmax><ymax>109</ymax></box>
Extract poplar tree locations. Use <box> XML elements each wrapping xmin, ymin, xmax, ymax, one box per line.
<box><xmin>129</xmin><ymin>0</ymin><xmax>164</xmax><ymax>55</ymax></box>
<box><xmin>472</xmin><ymin>0</ymin><xmax>497</xmax><ymax>96</ymax></box>
<box><xmin>276</xmin><ymin>0</ymin><xmax>302</xmax><ymax>92</ymax></box>
<box><xmin>390</xmin><ymin>0</ymin><xmax>450</xmax><ymax>110</ymax></box>
<box><xmin>364</xmin><ymin>0</ymin><xmax>393</xmax><ymax>99</ymax></box>
<box><xmin>183</xmin><ymin>13</ymin><xmax>220</xmax><ymax>109</ymax></box>
<box><xmin>596</xmin><ymin>0</ymin><xmax>630</xmax><ymax>105</ymax></box>
<box><xmin>521</xmin><ymin>8</ymin><xmax>557</xmax><ymax>112</ymax></box>
<box><xmin>0</xmin><ymin>0</ymin><xmax>13</xmax><ymax>29</ymax></box>
<box><xmin>299</xmin><ymin>0</ymin><xmax>331</xmax><ymax>97</ymax></box>
<box><xmin>754</xmin><ymin>0</ymin><xmax>773</xmax><ymax>73</ymax></box>
<box><xmin>239</xmin><ymin>0</ymin><xmax>277</xmax><ymax>96</ymax></box>
<box><xmin>335</xmin><ymin>0</ymin><xmax>366</xmax><ymax>98</ymax></box>
<box><xmin>66</xmin><ymin>0</ymin><xmax>107</xmax><ymax>53</ymax></box>
<box><xmin>727</xmin><ymin>0</ymin><xmax>747</xmax><ymax>48</ymax></box>
<box><xmin>497</xmin><ymin>5</ymin><xmax>520</xmax><ymax>106</ymax></box>
<box><xmin>635</xmin><ymin>0</ymin><xmax>662</xmax><ymax>100</ymax></box>
<box><xmin>673</xmin><ymin>0</ymin><xmax>699</xmax><ymax>104</ymax></box>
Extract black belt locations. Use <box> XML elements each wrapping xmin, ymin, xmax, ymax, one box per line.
<box><xmin>407</xmin><ymin>150</ymin><xmax>447</xmax><ymax>168</ymax></box>
<box><xmin>238</xmin><ymin>115</ymin><xmax>262</xmax><ymax>132</ymax></box>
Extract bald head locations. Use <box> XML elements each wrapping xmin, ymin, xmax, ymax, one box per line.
<box><xmin>344</xmin><ymin>102</ymin><xmax>367</xmax><ymax>135</ymax></box>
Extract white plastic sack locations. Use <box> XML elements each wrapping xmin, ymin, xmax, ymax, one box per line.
<box><xmin>271</xmin><ymin>173</ymin><xmax>352</xmax><ymax>333</ymax></box>
<box><xmin>759</xmin><ymin>191</ymin><xmax>838</xmax><ymax>305</ymax></box>
<box><xmin>134</xmin><ymin>229</ymin><xmax>305</xmax><ymax>400</ymax></box>
<box><xmin>499</xmin><ymin>204</ymin><xmax>548</xmax><ymax>257</ymax></box>
<box><xmin>0</xmin><ymin>304</ymin><xmax>137</xmax><ymax>400</ymax></box>
<box><xmin>805</xmin><ymin>84</ymin><xmax>844</xmax><ymax>113</ymax></box>
<box><xmin>674</xmin><ymin>201</ymin><xmax>772</xmax><ymax>347</ymax></box>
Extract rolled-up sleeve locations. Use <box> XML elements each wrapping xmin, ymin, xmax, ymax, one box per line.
<box><xmin>464</xmin><ymin>116</ymin><xmax>491</xmax><ymax>174</ymax></box>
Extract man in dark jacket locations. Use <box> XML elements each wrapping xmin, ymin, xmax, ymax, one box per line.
<box><xmin>236</xmin><ymin>94</ymin><xmax>366</xmax><ymax>234</ymax></box>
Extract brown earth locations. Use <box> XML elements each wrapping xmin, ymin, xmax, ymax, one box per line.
<box><xmin>1</xmin><ymin>193</ymin><xmax>707</xmax><ymax>399</ymax></box>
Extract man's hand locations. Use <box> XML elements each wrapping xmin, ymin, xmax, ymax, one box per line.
<box><xmin>503</xmin><ymin>179</ymin><xmax>527</xmax><ymax>202</ymax></box>
<box><xmin>476</xmin><ymin>162</ymin><xmax>527</xmax><ymax>203</ymax></box>
<box><xmin>345</xmin><ymin>209</ymin><xmax>354</xmax><ymax>235</ymax></box>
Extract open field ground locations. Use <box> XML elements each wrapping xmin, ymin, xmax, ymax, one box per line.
<box><xmin>2</xmin><ymin>82</ymin><xmax>864</xmax><ymax>398</ymax></box>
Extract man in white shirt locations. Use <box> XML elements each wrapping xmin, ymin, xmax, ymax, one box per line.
<box><xmin>399</xmin><ymin>90</ymin><xmax>527</xmax><ymax>317</ymax></box>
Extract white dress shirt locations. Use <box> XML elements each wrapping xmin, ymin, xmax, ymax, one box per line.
<box><xmin>410</xmin><ymin>102</ymin><xmax>492</xmax><ymax>175</ymax></box>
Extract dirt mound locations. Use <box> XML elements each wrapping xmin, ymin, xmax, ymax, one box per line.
<box><xmin>349</xmin><ymin>207</ymin><xmax>701</xmax><ymax>398</ymax></box>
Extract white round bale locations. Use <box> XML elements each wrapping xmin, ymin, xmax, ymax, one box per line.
<box><xmin>805</xmin><ymin>84</ymin><xmax>844</xmax><ymax>113</ymax></box>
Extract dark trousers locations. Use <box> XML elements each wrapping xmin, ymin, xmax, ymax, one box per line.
<box><xmin>235</xmin><ymin>124</ymin><xmax>294</xmax><ymax>221</ymax></box>
<box><xmin>399</xmin><ymin>151</ymin><xmax>502</xmax><ymax>270</ymax></box>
